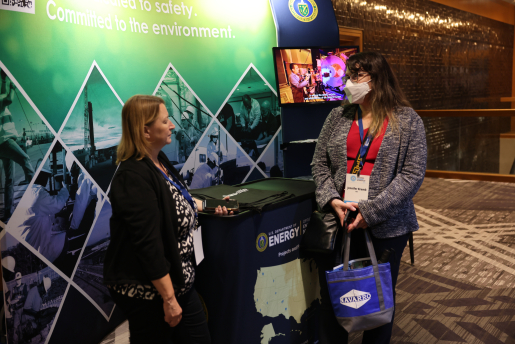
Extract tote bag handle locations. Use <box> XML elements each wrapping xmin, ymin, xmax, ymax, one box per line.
<box><xmin>342</xmin><ymin>228</ymin><xmax>386</xmax><ymax>312</ymax></box>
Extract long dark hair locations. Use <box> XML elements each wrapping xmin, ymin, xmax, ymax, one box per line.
<box><xmin>346</xmin><ymin>52</ymin><xmax>410</xmax><ymax>136</ymax></box>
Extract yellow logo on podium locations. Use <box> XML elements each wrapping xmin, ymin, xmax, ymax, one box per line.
<box><xmin>256</xmin><ymin>233</ymin><xmax>268</xmax><ymax>252</ymax></box>
<box><xmin>289</xmin><ymin>0</ymin><xmax>318</xmax><ymax>22</ymax></box>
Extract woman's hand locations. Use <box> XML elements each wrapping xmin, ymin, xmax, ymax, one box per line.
<box><xmin>151</xmin><ymin>274</ymin><xmax>182</xmax><ymax>327</ymax></box>
<box><xmin>330</xmin><ymin>199</ymin><xmax>358</xmax><ymax>227</ymax></box>
<box><xmin>347</xmin><ymin>211</ymin><xmax>368</xmax><ymax>232</ymax></box>
<box><xmin>163</xmin><ymin>296</ymin><xmax>182</xmax><ymax>327</ymax></box>
<box><xmin>214</xmin><ymin>196</ymin><xmax>234</xmax><ymax>216</ymax></box>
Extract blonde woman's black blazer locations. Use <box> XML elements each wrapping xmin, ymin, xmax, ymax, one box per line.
<box><xmin>104</xmin><ymin>151</ymin><xmax>187</xmax><ymax>290</ymax></box>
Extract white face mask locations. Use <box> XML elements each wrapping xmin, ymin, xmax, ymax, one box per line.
<box><xmin>344</xmin><ymin>79</ymin><xmax>371</xmax><ymax>104</ymax></box>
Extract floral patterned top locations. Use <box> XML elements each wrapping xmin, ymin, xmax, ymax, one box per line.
<box><xmin>109</xmin><ymin>170</ymin><xmax>197</xmax><ymax>300</ymax></box>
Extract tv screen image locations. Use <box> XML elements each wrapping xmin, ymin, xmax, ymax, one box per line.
<box><xmin>273</xmin><ymin>46</ymin><xmax>359</xmax><ymax>106</ymax></box>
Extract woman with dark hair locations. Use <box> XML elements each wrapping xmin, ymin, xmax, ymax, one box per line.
<box><xmin>311</xmin><ymin>52</ymin><xmax>427</xmax><ymax>343</ymax></box>
<box><xmin>104</xmin><ymin>95</ymin><xmax>231</xmax><ymax>343</ymax></box>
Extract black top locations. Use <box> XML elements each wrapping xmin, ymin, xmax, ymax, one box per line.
<box><xmin>103</xmin><ymin>151</ymin><xmax>187</xmax><ymax>290</ymax></box>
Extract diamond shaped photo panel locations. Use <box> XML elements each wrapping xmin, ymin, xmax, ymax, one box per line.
<box><xmin>256</xmin><ymin>129</ymin><xmax>284</xmax><ymax>178</ymax></box>
<box><xmin>179</xmin><ymin>122</ymin><xmax>253</xmax><ymax>188</ymax></box>
<box><xmin>155</xmin><ymin>65</ymin><xmax>214</xmax><ymax>166</ymax></box>
<box><xmin>60</xmin><ymin>64</ymin><xmax>123</xmax><ymax>193</ymax></box>
<box><xmin>7</xmin><ymin>140</ymin><xmax>102</xmax><ymax>277</ymax></box>
<box><xmin>1</xmin><ymin>232</ymin><xmax>68</xmax><ymax>344</ymax></box>
<box><xmin>0</xmin><ymin>65</ymin><xmax>55</xmax><ymax>224</ymax></box>
<box><xmin>72</xmin><ymin>200</ymin><xmax>115</xmax><ymax>318</ymax></box>
<box><xmin>217</xmin><ymin>66</ymin><xmax>280</xmax><ymax>162</ymax></box>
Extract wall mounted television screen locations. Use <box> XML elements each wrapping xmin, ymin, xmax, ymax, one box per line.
<box><xmin>273</xmin><ymin>46</ymin><xmax>359</xmax><ymax>106</ymax></box>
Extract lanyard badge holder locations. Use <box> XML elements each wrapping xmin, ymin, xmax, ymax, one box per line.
<box><xmin>344</xmin><ymin>108</ymin><xmax>373</xmax><ymax>205</ymax></box>
<box><xmin>157</xmin><ymin>162</ymin><xmax>197</xmax><ymax>217</ymax></box>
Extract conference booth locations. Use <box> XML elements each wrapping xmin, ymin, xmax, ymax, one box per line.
<box><xmin>0</xmin><ymin>0</ymin><xmax>350</xmax><ymax>343</ymax></box>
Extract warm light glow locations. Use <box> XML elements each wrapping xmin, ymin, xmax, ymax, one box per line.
<box><xmin>351</xmin><ymin>0</ymin><xmax>502</xmax><ymax>38</ymax></box>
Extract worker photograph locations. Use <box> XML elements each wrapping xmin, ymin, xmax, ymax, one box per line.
<box><xmin>156</xmin><ymin>67</ymin><xmax>213</xmax><ymax>166</ymax></box>
<box><xmin>239</xmin><ymin>95</ymin><xmax>262</xmax><ymax>139</ymax></box>
<box><xmin>9</xmin><ymin>149</ymin><xmax>100</xmax><ymax>277</ymax></box>
<box><xmin>222</xmin><ymin>67</ymin><xmax>281</xmax><ymax>163</ymax></box>
<box><xmin>180</xmin><ymin>123</ymin><xmax>252</xmax><ymax>188</ymax></box>
<box><xmin>13</xmin><ymin>167</ymin><xmax>69</xmax><ymax>263</ymax></box>
<box><xmin>0</xmin><ymin>68</ymin><xmax>53</xmax><ymax>223</ymax></box>
<box><xmin>175</xmin><ymin>108</ymin><xmax>200</xmax><ymax>164</ymax></box>
<box><xmin>217</xmin><ymin>103</ymin><xmax>244</xmax><ymax>142</ymax></box>
<box><xmin>189</xmin><ymin>152</ymin><xmax>221</xmax><ymax>189</ymax></box>
<box><xmin>72</xmin><ymin>200</ymin><xmax>115</xmax><ymax>318</ymax></box>
<box><xmin>60</xmin><ymin>66</ymin><xmax>123</xmax><ymax>193</ymax></box>
<box><xmin>1</xmin><ymin>232</ymin><xmax>67</xmax><ymax>344</ymax></box>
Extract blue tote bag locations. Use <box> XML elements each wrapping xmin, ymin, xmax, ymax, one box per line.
<box><xmin>325</xmin><ymin>228</ymin><xmax>394</xmax><ymax>333</ymax></box>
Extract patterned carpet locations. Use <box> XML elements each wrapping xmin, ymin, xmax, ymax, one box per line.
<box><xmin>100</xmin><ymin>178</ymin><xmax>515</xmax><ymax>344</ymax></box>
<box><xmin>349</xmin><ymin>178</ymin><xmax>515</xmax><ymax>344</ymax></box>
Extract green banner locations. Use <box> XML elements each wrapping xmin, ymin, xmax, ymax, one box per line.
<box><xmin>0</xmin><ymin>0</ymin><xmax>277</xmax><ymax>130</ymax></box>
<box><xmin>0</xmin><ymin>1</ymin><xmax>282</xmax><ymax>342</ymax></box>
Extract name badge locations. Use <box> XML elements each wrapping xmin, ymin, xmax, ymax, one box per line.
<box><xmin>193</xmin><ymin>226</ymin><xmax>204</xmax><ymax>265</ymax></box>
<box><xmin>344</xmin><ymin>174</ymin><xmax>370</xmax><ymax>203</ymax></box>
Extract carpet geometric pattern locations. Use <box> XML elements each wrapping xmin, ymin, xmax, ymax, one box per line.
<box><xmin>350</xmin><ymin>178</ymin><xmax>515</xmax><ymax>344</ymax></box>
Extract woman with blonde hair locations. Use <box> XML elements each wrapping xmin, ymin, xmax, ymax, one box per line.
<box><xmin>311</xmin><ymin>52</ymin><xmax>427</xmax><ymax>343</ymax></box>
<box><xmin>104</xmin><ymin>95</ymin><xmax>229</xmax><ymax>343</ymax></box>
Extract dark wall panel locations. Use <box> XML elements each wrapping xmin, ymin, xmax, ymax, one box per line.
<box><xmin>332</xmin><ymin>0</ymin><xmax>513</xmax><ymax>172</ymax></box>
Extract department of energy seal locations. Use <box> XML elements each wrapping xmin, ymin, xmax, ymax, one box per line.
<box><xmin>256</xmin><ymin>233</ymin><xmax>268</xmax><ymax>252</ymax></box>
<box><xmin>289</xmin><ymin>0</ymin><xmax>318</xmax><ymax>23</ymax></box>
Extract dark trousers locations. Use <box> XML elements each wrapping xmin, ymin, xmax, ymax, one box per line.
<box><xmin>315</xmin><ymin>229</ymin><xmax>410</xmax><ymax>344</ymax></box>
<box><xmin>110</xmin><ymin>287</ymin><xmax>210</xmax><ymax>344</ymax></box>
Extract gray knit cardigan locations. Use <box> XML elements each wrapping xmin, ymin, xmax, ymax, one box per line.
<box><xmin>311</xmin><ymin>104</ymin><xmax>427</xmax><ymax>239</ymax></box>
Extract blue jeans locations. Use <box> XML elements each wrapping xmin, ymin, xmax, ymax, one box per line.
<box><xmin>110</xmin><ymin>287</ymin><xmax>211</xmax><ymax>344</ymax></box>
<box><xmin>0</xmin><ymin>139</ymin><xmax>35</xmax><ymax>218</ymax></box>
<box><xmin>315</xmin><ymin>230</ymin><xmax>410</xmax><ymax>344</ymax></box>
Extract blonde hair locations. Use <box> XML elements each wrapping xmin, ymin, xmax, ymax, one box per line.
<box><xmin>116</xmin><ymin>95</ymin><xmax>164</xmax><ymax>164</ymax></box>
<box><xmin>345</xmin><ymin>52</ymin><xmax>411</xmax><ymax>138</ymax></box>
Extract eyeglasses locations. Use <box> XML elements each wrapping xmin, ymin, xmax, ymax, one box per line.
<box><xmin>343</xmin><ymin>72</ymin><xmax>370</xmax><ymax>84</ymax></box>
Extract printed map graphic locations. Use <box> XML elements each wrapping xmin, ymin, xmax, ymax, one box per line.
<box><xmin>254</xmin><ymin>259</ymin><xmax>321</xmax><ymax>343</ymax></box>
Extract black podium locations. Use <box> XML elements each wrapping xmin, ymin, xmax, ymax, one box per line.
<box><xmin>194</xmin><ymin>178</ymin><xmax>320</xmax><ymax>344</ymax></box>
